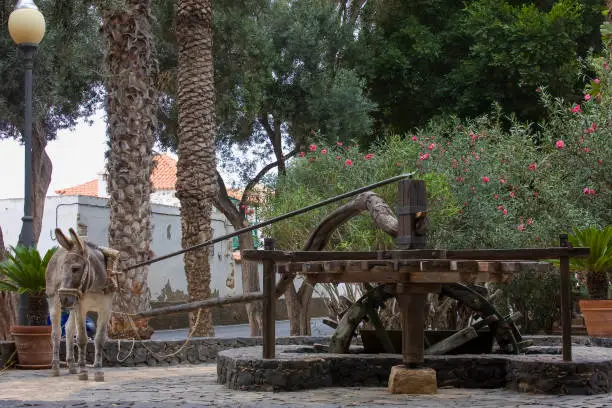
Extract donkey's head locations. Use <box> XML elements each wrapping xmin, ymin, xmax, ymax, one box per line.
<box><xmin>54</xmin><ymin>228</ymin><xmax>91</xmax><ymax>309</ymax></box>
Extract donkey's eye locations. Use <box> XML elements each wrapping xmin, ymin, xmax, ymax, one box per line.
<box><xmin>71</xmin><ymin>266</ymin><xmax>81</xmax><ymax>273</ymax></box>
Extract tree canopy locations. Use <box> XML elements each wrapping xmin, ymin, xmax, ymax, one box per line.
<box><xmin>354</xmin><ymin>0</ymin><xmax>604</xmax><ymax>135</ymax></box>
<box><xmin>0</xmin><ymin>0</ymin><xmax>103</xmax><ymax>141</ymax></box>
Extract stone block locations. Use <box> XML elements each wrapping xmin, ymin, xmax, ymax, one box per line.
<box><xmin>387</xmin><ymin>365</ymin><xmax>437</xmax><ymax>394</ymax></box>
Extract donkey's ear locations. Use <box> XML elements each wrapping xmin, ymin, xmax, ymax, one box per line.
<box><xmin>55</xmin><ymin>229</ymin><xmax>74</xmax><ymax>250</ymax></box>
<box><xmin>68</xmin><ymin>228</ymin><xmax>85</xmax><ymax>253</ymax></box>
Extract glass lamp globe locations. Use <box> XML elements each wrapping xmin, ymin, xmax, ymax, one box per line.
<box><xmin>8</xmin><ymin>0</ymin><xmax>46</xmax><ymax>46</ymax></box>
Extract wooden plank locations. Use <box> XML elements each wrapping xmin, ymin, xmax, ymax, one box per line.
<box><xmin>263</xmin><ymin>238</ymin><xmax>276</xmax><ymax>359</ymax></box>
<box><xmin>559</xmin><ymin>234</ymin><xmax>572</xmax><ymax>362</ymax></box>
<box><xmin>134</xmin><ymin>292</ymin><xmax>264</xmax><ymax>318</ymax></box>
<box><xmin>242</xmin><ymin>247</ymin><xmax>590</xmax><ymax>262</ymax></box>
<box><xmin>425</xmin><ymin>326</ymin><xmax>478</xmax><ymax>355</ymax></box>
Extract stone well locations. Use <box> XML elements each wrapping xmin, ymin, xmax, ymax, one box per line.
<box><xmin>217</xmin><ymin>344</ymin><xmax>612</xmax><ymax>395</ymax></box>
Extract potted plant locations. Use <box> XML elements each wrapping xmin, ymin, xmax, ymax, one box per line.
<box><xmin>571</xmin><ymin>226</ymin><xmax>612</xmax><ymax>337</ymax></box>
<box><xmin>0</xmin><ymin>245</ymin><xmax>56</xmax><ymax>368</ymax></box>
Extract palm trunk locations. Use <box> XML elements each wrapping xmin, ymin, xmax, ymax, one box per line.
<box><xmin>99</xmin><ymin>0</ymin><xmax>157</xmax><ymax>339</ymax></box>
<box><xmin>175</xmin><ymin>0</ymin><xmax>217</xmax><ymax>337</ymax></box>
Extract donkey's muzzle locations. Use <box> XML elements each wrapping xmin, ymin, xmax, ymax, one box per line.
<box><xmin>59</xmin><ymin>294</ymin><xmax>77</xmax><ymax>309</ymax></box>
<box><xmin>58</xmin><ymin>288</ymin><xmax>82</xmax><ymax>310</ymax></box>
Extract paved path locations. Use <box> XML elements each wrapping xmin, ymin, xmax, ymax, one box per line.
<box><xmin>152</xmin><ymin>318</ymin><xmax>335</xmax><ymax>341</ymax></box>
<box><xmin>1</xmin><ymin>365</ymin><xmax>611</xmax><ymax>407</ymax></box>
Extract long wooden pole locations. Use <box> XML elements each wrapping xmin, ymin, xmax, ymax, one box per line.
<box><xmin>263</xmin><ymin>238</ymin><xmax>276</xmax><ymax>359</ymax></box>
<box><xmin>396</xmin><ymin>179</ymin><xmax>427</xmax><ymax>368</ymax></box>
<box><xmin>134</xmin><ymin>292</ymin><xmax>264</xmax><ymax>318</ymax></box>
<box><xmin>559</xmin><ymin>234</ymin><xmax>572</xmax><ymax>361</ymax></box>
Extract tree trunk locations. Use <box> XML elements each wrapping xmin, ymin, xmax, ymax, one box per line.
<box><xmin>99</xmin><ymin>0</ymin><xmax>157</xmax><ymax>339</ymax></box>
<box><xmin>175</xmin><ymin>0</ymin><xmax>217</xmax><ymax>337</ymax></box>
<box><xmin>31</xmin><ymin>123</ymin><xmax>52</xmax><ymax>244</ymax></box>
<box><xmin>238</xmin><ymin>233</ymin><xmax>262</xmax><ymax>336</ymax></box>
<box><xmin>282</xmin><ymin>192</ymin><xmax>398</xmax><ymax>335</ymax></box>
<box><xmin>214</xmin><ymin>173</ymin><xmax>262</xmax><ymax>336</ymax></box>
<box><xmin>0</xmin><ymin>226</ymin><xmax>18</xmax><ymax>341</ymax></box>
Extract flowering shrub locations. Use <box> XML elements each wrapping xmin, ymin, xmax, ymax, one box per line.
<box><xmin>261</xmin><ymin>135</ymin><xmax>456</xmax><ymax>251</ymax></box>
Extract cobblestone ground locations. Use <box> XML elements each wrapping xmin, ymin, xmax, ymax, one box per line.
<box><xmin>0</xmin><ymin>365</ymin><xmax>611</xmax><ymax>408</ymax></box>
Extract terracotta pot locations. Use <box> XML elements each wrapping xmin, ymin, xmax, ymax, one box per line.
<box><xmin>579</xmin><ymin>299</ymin><xmax>612</xmax><ymax>338</ymax></box>
<box><xmin>10</xmin><ymin>325</ymin><xmax>52</xmax><ymax>369</ymax></box>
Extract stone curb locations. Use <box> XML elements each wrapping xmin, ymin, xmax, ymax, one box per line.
<box><xmin>217</xmin><ymin>345</ymin><xmax>612</xmax><ymax>395</ymax></box>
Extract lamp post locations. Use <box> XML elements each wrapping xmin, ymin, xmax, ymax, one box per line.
<box><xmin>8</xmin><ymin>0</ymin><xmax>45</xmax><ymax>325</ymax></box>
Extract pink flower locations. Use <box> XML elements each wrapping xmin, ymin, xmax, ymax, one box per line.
<box><xmin>494</xmin><ymin>194</ymin><xmax>499</xmax><ymax>199</ymax></box>
<box><xmin>499</xmin><ymin>179</ymin><xmax>506</xmax><ymax>184</ymax></box>
<box><xmin>598</xmin><ymin>159</ymin><xmax>603</xmax><ymax>164</ymax></box>
<box><xmin>585</xmin><ymin>94</ymin><xmax>591</xmax><ymax>101</ymax></box>
<box><xmin>475</xmin><ymin>155</ymin><xmax>480</xmax><ymax>160</ymax></box>
<box><xmin>344</xmin><ymin>159</ymin><xmax>353</xmax><ymax>166</ymax></box>
<box><xmin>527</xmin><ymin>218</ymin><xmax>533</xmax><ymax>225</ymax></box>
<box><xmin>595</xmin><ymin>78</ymin><xmax>600</xmax><ymax>84</ymax></box>
<box><xmin>482</xmin><ymin>176</ymin><xmax>490</xmax><ymax>183</ymax></box>
<box><xmin>517</xmin><ymin>224</ymin><xmax>525</xmax><ymax>232</ymax></box>
<box><xmin>584</xmin><ymin>147</ymin><xmax>591</xmax><ymax>153</ymax></box>
<box><xmin>335</xmin><ymin>156</ymin><xmax>340</xmax><ymax>160</ymax></box>
<box><xmin>309</xmin><ymin>157</ymin><xmax>313</xmax><ymax>162</ymax></box>
<box><xmin>498</xmin><ymin>205</ymin><xmax>504</xmax><ymax>210</ymax></box>
<box><xmin>529</xmin><ymin>163</ymin><xmax>537</xmax><ymax>171</ymax></box>
<box><xmin>589</xmin><ymin>189</ymin><xmax>596</xmax><ymax>195</ymax></box>
<box><xmin>428</xmin><ymin>143</ymin><xmax>436</xmax><ymax>150</ymax></box>
<box><xmin>321</xmin><ymin>149</ymin><xmax>327</xmax><ymax>154</ymax></box>
<box><xmin>555</xmin><ymin>140</ymin><xmax>565</xmax><ymax>149</ymax></box>
<box><xmin>411</xmin><ymin>135</ymin><xmax>418</xmax><ymax>141</ymax></box>
<box><xmin>419</xmin><ymin>153</ymin><xmax>430</xmax><ymax>160</ymax></box>
<box><xmin>503</xmin><ymin>209</ymin><xmax>508</xmax><ymax>215</ymax></box>
<box><xmin>510</xmin><ymin>191</ymin><xmax>515</xmax><ymax>198</ymax></box>
<box><xmin>309</xmin><ymin>144</ymin><xmax>317</xmax><ymax>152</ymax></box>
<box><xmin>364</xmin><ymin>153</ymin><xmax>374</xmax><ymax>160</ymax></box>
<box><xmin>337</xmin><ymin>141</ymin><xmax>343</xmax><ymax>146</ymax></box>
<box><xmin>583</xmin><ymin>187</ymin><xmax>589</xmax><ymax>195</ymax></box>
<box><xmin>299</xmin><ymin>151</ymin><xmax>306</xmax><ymax>157</ymax></box>
<box><xmin>571</xmin><ymin>104</ymin><xmax>582</xmax><ymax>113</ymax></box>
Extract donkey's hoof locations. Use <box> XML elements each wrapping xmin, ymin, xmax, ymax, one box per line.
<box><xmin>78</xmin><ymin>371</ymin><xmax>88</xmax><ymax>381</ymax></box>
<box><xmin>69</xmin><ymin>366</ymin><xmax>78</xmax><ymax>375</ymax></box>
<box><xmin>50</xmin><ymin>367</ymin><xmax>60</xmax><ymax>377</ymax></box>
<box><xmin>94</xmin><ymin>372</ymin><xmax>104</xmax><ymax>382</ymax></box>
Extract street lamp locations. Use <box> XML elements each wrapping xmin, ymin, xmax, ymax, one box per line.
<box><xmin>8</xmin><ymin>0</ymin><xmax>45</xmax><ymax>325</ymax></box>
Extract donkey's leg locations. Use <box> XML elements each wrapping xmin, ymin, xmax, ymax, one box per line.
<box><xmin>92</xmin><ymin>298</ymin><xmax>111</xmax><ymax>382</ymax></box>
<box><xmin>48</xmin><ymin>297</ymin><xmax>61</xmax><ymax>377</ymax></box>
<box><xmin>65</xmin><ymin>310</ymin><xmax>78</xmax><ymax>374</ymax></box>
<box><xmin>76</xmin><ymin>306</ymin><xmax>89</xmax><ymax>381</ymax></box>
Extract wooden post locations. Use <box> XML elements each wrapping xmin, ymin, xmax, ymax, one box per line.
<box><xmin>559</xmin><ymin>234</ymin><xmax>572</xmax><ymax>361</ymax></box>
<box><xmin>263</xmin><ymin>238</ymin><xmax>276</xmax><ymax>359</ymax></box>
<box><xmin>396</xmin><ymin>179</ymin><xmax>427</xmax><ymax>367</ymax></box>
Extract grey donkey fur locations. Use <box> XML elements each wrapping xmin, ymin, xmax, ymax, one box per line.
<box><xmin>46</xmin><ymin>228</ymin><xmax>115</xmax><ymax>381</ymax></box>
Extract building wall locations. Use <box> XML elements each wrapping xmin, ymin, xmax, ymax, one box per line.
<box><xmin>0</xmin><ymin>195</ymin><xmax>252</xmax><ymax>300</ymax></box>
<box><xmin>0</xmin><ymin>195</ymin><xmax>80</xmax><ymax>255</ymax></box>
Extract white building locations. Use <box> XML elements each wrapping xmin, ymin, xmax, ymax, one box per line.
<box><xmin>0</xmin><ymin>155</ymin><xmax>254</xmax><ymax>300</ymax></box>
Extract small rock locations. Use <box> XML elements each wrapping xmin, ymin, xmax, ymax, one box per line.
<box><xmin>387</xmin><ymin>365</ymin><xmax>437</xmax><ymax>394</ymax></box>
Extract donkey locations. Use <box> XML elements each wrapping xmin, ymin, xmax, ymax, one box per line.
<box><xmin>46</xmin><ymin>228</ymin><xmax>115</xmax><ymax>381</ymax></box>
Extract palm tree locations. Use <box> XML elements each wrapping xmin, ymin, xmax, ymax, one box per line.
<box><xmin>98</xmin><ymin>0</ymin><xmax>158</xmax><ymax>338</ymax></box>
<box><xmin>175</xmin><ymin>0</ymin><xmax>217</xmax><ymax>336</ymax></box>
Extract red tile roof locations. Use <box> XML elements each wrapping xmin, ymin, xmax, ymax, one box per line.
<box><xmin>150</xmin><ymin>154</ymin><xmax>177</xmax><ymax>190</ymax></box>
<box><xmin>56</xmin><ymin>154</ymin><xmax>264</xmax><ymax>204</ymax></box>
<box><xmin>56</xmin><ymin>155</ymin><xmax>178</xmax><ymax>196</ymax></box>
<box><xmin>55</xmin><ymin>179</ymin><xmax>99</xmax><ymax>197</ymax></box>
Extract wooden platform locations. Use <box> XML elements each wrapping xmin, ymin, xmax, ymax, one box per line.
<box><xmin>277</xmin><ymin>260</ymin><xmax>551</xmax><ymax>284</ymax></box>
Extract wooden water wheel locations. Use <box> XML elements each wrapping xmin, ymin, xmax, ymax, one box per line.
<box><xmin>325</xmin><ymin>282</ymin><xmax>531</xmax><ymax>355</ymax></box>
